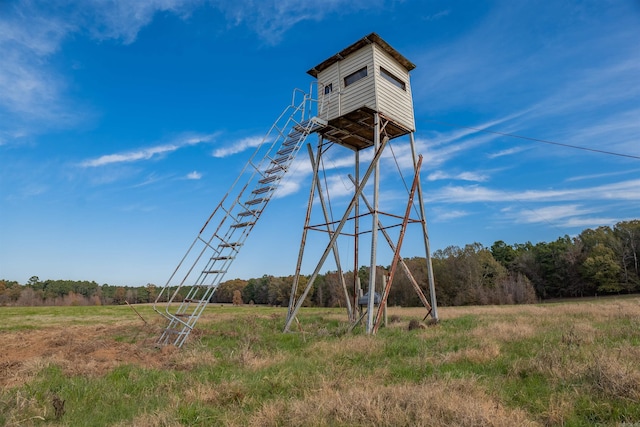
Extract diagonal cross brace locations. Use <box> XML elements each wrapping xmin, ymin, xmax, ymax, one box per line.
<box><xmin>283</xmin><ymin>136</ymin><xmax>390</xmax><ymax>332</ymax></box>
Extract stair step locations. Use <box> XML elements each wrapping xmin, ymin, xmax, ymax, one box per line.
<box><xmin>220</xmin><ymin>242</ymin><xmax>242</xmax><ymax>248</ymax></box>
<box><xmin>238</xmin><ymin>209</ymin><xmax>259</xmax><ymax>217</ymax></box>
<box><xmin>277</xmin><ymin>146</ymin><xmax>296</xmax><ymax>156</ymax></box>
<box><xmin>265</xmin><ymin>165</ymin><xmax>286</xmax><ymax>174</ymax></box>
<box><xmin>252</xmin><ymin>186</ymin><xmax>274</xmax><ymax>194</ymax></box>
<box><xmin>183</xmin><ymin>298</ymin><xmax>207</xmax><ymax>303</ymax></box>
<box><xmin>246</xmin><ymin>198</ymin><xmax>266</xmax><ymax>205</ymax></box>
<box><xmin>259</xmin><ymin>176</ymin><xmax>279</xmax><ymax>184</ymax></box>
<box><xmin>211</xmin><ymin>256</ymin><xmax>233</xmax><ymax>260</ymax></box>
<box><xmin>203</xmin><ymin>269</ymin><xmax>226</xmax><ymax>274</ymax></box>
<box><xmin>273</xmin><ymin>156</ymin><xmax>290</xmax><ymax>164</ymax></box>
<box><xmin>231</xmin><ymin>222</ymin><xmax>254</xmax><ymax>228</ymax></box>
<box><xmin>282</xmin><ymin>138</ymin><xmax>300</xmax><ymax>147</ymax></box>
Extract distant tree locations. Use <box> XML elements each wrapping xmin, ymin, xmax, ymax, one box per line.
<box><xmin>321</xmin><ymin>271</ymin><xmax>349</xmax><ymax>308</ymax></box>
<box><xmin>613</xmin><ymin>220</ymin><xmax>640</xmax><ymax>291</ymax></box>
<box><xmin>491</xmin><ymin>240</ymin><xmax>516</xmax><ymax>268</ymax></box>
<box><xmin>213</xmin><ymin>279</ymin><xmax>247</xmax><ymax>303</ymax></box>
<box><xmin>311</xmin><ymin>273</ymin><xmax>326</xmax><ymax>307</ymax></box>
<box><xmin>0</xmin><ymin>280</ymin><xmax>6</xmax><ymax>304</ymax></box>
<box><xmin>266</xmin><ymin>276</ymin><xmax>290</xmax><ymax>306</ymax></box>
<box><xmin>242</xmin><ymin>278</ymin><xmax>257</xmax><ymax>304</ymax></box>
<box><xmin>232</xmin><ymin>289</ymin><xmax>243</xmax><ymax>306</ymax></box>
<box><xmin>495</xmin><ymin>272</ymin><xmax>537</xmax><ymax>304</ymax></box>
<box><xmin>0</xmin><ymin>280</ymin><xmax>21</xmax><ymax>305</ymax></box>
<box><xmin>113</xmin><ymin>287</ymin><xmax>126</xmax><ymax>304</ymax></box>
<box><xmin>432</xmin><ymin>243</ymin><xmax>529</xmax><ymax>305</ymax></box>
<box><xmin>17</xmin><ymin>287</ymin><xmax>42</xmax><ymax>306</ymax></box>
<box><xmin>136</xmin><ymin>286</ymin><xmax>150</xmax><ymax>303</ymax></box>
<box><xmin>582</xmin><ymin>243</ymin><xmax>622</xmax><ymax>294</ymax></box>
<box><xmin>243</xmin><ymin>275</ymin><xmax>270</xmax><ymax>304</ymax></box>
<box><xmin>285</xmin><ymin>275</ymin><xmax>312</xmax><ymax>307</ymax></box>
<box><xmin>145</xmin><ymin>283</ymin><xmax>158</xmax><ymax>303</ymax></box>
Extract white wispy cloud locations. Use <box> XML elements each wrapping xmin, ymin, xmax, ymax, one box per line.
<box><xmin>511</xmin><ymin>204</ymin><xmax>596</xmax><ymax>224</ymax></box>
<box><xmin>501</xmin><ymin>204</ymin><xmax>617</xmax><ymax>229</ymax></box>
<box><xmin>0</xmin><ymin>0</ymin><xmax>202</xmax><ymax>139</ymax></box>
<box><xmin>487</xmin><ymin>146</ymin><xmax>530</xmax><ymax>159</ymax></box>
<box><xmin>427</xmin><ymin>170</ymin><xmax>488</xmax><ymax>182</ymax></box>
<box><xmin>566</xmin><ymin>169</ymin><xmax>640</xmax><ymax>183</ymax></box>
<box><xmin>79</xmin><ymin>0</ymin><xmax>200</xmax><ymax>44</ymax></box>
<box><xmin>212</xmin><ymin>136</ymin><xmax>264</xmax><ymax>158</ymax></box>
<box><xmin>80</xmin><ymin>134</ymin><xmax>215</xmax><ymax>167</ymax></box>
<box><xmin>131</xmin><ymin>173</ymin><xmax>164</xmax><ymax>188</ymax></box>
<box><xmin>429</xmin><ymin>179</ymin><xmax>640</xmax><ymax>204</ymax></box>
<box><xmin>211</xmin><ymin>0</ymin><xmax>387</xmax><ymax>45</ymax></box>
<box><xmin>433</xmin><ymin>209</ymin><xmax>469</xmax><ymax>222</ymax></box>
<box><xmin>423</xmin><ymin>9</ymin><xmax>450</xmax><ymax>22</ymax></box>
<box><xmin>414</xmin><ymin>111</ymin><xmax>528</xmax><ymax>169</ymax></box>
<box><xmin>186</xmin><ymin>171</ymin><xmax>202</xmax><ymax>180</ymax></box>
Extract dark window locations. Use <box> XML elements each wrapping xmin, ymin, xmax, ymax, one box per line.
<box><xmin>344</xmin><ymin>66</ymin><xmax>368</xmax><ymax>87</ymax></box>
<box><xmin>380</xmin><ymin>67</ymin><xmax>406</xmax><ymax>91</ymax></box>
<box><xmin>324</xmin><ymin>83</ymin><xmax>333</xmax><ymax>94</ymax></box>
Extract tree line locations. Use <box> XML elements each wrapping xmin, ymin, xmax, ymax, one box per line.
<box><xmin>1</xmin><ymin>220</ymin><xmax>638</xmax><ymax>308</ymax></box>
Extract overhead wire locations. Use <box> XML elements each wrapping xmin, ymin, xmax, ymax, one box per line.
<box><xmin>421</xmin><ymin>118</ymin><xmax>640</xmax><ymax>234</ymax></box>
<box><xmin>423</xmin><ymin>119</ymin><xmax>640</xmax><ymax>160</ymax></box>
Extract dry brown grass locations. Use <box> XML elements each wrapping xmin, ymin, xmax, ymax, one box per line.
<box><xmin>443</xmin><ymin>340</ymin><xmax>502</xmax><ymax>364</ymax></box>
<box><xmin>112</xmin><ymin>411</ymin><xmax>182</xmax><ymax>427</ymax></box>
<box><xmin>184</xmin><ymin>380</ymin><xmax>249</xmax><ymax>406</ymax></box>
<box><xmin>471</xmin><ymin>320</ymin><xmax>537</xmax><ymax>342</ymax></box>
<box><xmin>541</xmin><ymin>392</ymin><xmax>574</xmax><ymax>427</ymax></box>
<box><xmin>587</xmin><ymin>352</ymin><xmax>640</xmax><ymax>401</ymax></box>
<box><xmin>0</xmin><ymin>324</ymin><xmax>160</xmax><ymax>387</ymax></box>
<box><xmin>308</xmin><ymin>335</ymin><xmax>382</xmax><ymax>360</ymax></box>
<box><xmin>246</xmin><ymin>376</ymin><xmax>539</xmax><ymax>427</ymax></box>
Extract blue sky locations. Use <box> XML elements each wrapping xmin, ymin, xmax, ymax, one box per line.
<box><xmin>1</xmin><ymin>1</ymin><xmax>638</xmax><ymax>286</ymax></box>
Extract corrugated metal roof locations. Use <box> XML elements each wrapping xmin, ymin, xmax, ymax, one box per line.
<box><xmin>307</xmin><ymin>33</ymin><xmax>416</xmax><ymax>78</ymax></box>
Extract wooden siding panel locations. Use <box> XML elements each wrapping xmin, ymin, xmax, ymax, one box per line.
<box><xmin>343</xmin><ymin>77</ymin><xmax>376</xmax><ymax>113</ymax></box>
<box><xmin>339</xmin><ymin>45</ymin><xmax>373</xmax><ymax>81</ymax></box>
<box><xmin>372</xmin><ymin>45</ymin><xmax>415</xmax><ymax>130</ymax></box>
<box><xmin>317</xmin><ymin>44</ymin><xmax>377</xmax><ymax>120</ymax></box>
<box><xmin>340</xmin><ymin>45</ymin><xmax>375</xmax><ymax>117</ymax></box>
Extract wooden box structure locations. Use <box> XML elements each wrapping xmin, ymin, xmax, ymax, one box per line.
<box><xmin>308</xmin><ymin>33</ymin><xmax>416</xmax><ymax>150</ymax></box>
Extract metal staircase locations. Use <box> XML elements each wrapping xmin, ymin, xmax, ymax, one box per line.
<box><xmin>153</xmin><ymin>88</ymin><xmax>326</xmax><ymax>347</ymax></box>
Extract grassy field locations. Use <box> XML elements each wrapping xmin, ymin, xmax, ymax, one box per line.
<box><xmin>1</xmin><ymin>297</ymin><xmax>639</xmax><ymax>426</ymax></box>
